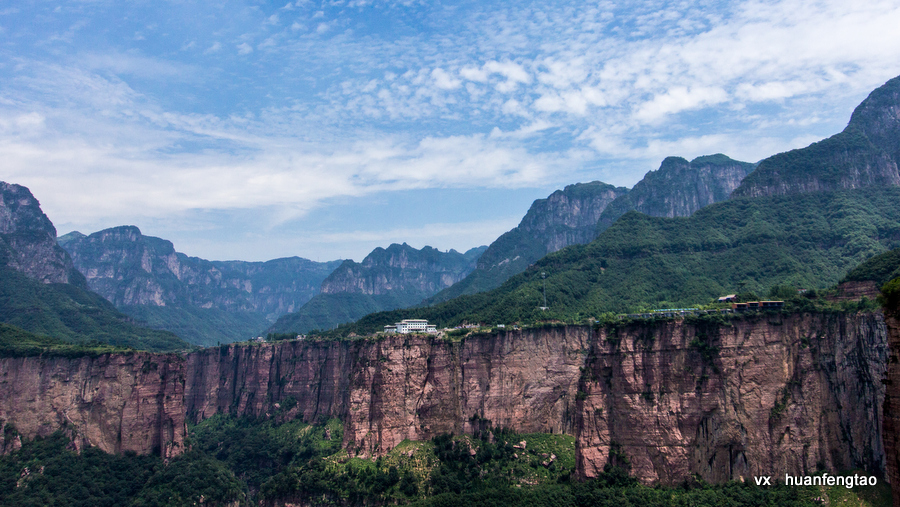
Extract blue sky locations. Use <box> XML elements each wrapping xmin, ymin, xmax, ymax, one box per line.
<box><xmin>2</xmin><ymin>0</ymin><xmax>900</xmax><ymax>262</ymax></box>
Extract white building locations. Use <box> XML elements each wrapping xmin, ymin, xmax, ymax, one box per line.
<box><xmin>384</xmin><ymin>319</ymin><xmax>437</xmax><ymax>334</ymax></box>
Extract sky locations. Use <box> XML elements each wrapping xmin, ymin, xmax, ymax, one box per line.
<box><xmin>2</xmin><ymin>0</ymin><xmax>900</xmax><ymax>262</ymax></box>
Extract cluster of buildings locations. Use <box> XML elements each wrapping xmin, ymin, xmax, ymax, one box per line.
<box><xmin>383</xmin><ymin>319</ymin><xmax>438</xmax><ymax>334</ymax></box>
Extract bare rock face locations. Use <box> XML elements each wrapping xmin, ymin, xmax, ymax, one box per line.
<box><xmin>0</xmin><ymin>182</ymin><xmax>82</xmax><ymax>286</ymax></box>
<box><xmin>0</xmin><ymin>352</ymin><xmax>185</xmax><ymax>458</ymax></box>
<box><xmin>320</xmin><ymin>243</ymin><xmax>482</xmax><ymax>297</ymax></box>
<box><xmin>733</xmin><ymin>75</ymin><xmax>900</xmax><ymax>199</ymax></box>
<box><xmin>61</xmin><ymin>225</ymin><xmax>339</xmax><ymax>320</ymax></box>
<box><xmin>0</xmin><ymin>313</ymin><xmax>887</xmax><ymax>485</ymax></box>
<box><xmin>188</xmin><ymin>314</ymin><xmax>886</xmax><ymax>484</ymax></box>
<box><xmin>595</xmin><ymin>154</ymin><xmax>755</xmax><ymax>234</ymax></box>
<box><xmin>428</xmin><ymin>181</ymin><xmax>628</xmax><ymax>303</ymax></box>
<box><xmin>185</xmin><ymin>326</ymin><xmax>588</xmax><ymax>455</ymax></box>
<box><xmin>577</xmin><ymin>313</ymin><xmax>887</xmax><ymax>484</ymax></box>
<box><xmin>880</xmin><ymin>280</ymin><xmax>900</xmax><ymax>505</ymax></box>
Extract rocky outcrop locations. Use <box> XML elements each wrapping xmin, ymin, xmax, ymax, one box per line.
<box><xmin>829</xmin><ymin>280</ymin><xmax>882</xmax><ymax>302</ymax></box>
<box><xmin>0</xmin><ymin>352</ymin><xmax>185</xmax><ymax>458</ymax></box>
<box><xmin>185</xmin><ymin>326</ymin><xmax>588</xmax><ymax>454</ymax></box>
<box><xmin>429</xmin><ymin>181</ymin><xmax>628</xmax><ymax>303</ymax></box>
<box><xmin>270</xmin><ymin>244</ymin><xmax>485</xmax><ymax>334</ymax></box>
<box><xmin>61</xmin><ymin>226</ymin><xmax>340</xmax><ymax>320</ymax></box>
<box><xmin>0</xmin><ymin>182</ymin><xmax>83</xmax><ymax>286</ymax></box>
<box><xmin>0</xmin><ymin>313</ymin><xmax>887</xmax><ymax>485</ymax></box>
<box><xmin>195</xmin><ymin>313</ymin><xmax>888</xmax><ymax>484</ymax></box>
<box><xmin>595</xmin><ymin>154</ymin><xmax>754</xmax><ymax>233</ymax></box>
<box><xmin>320</xmin><ymin>243</ymin><xmax>483</xmax><ymax>297</ymax></box>
<box><xmin>60</xmin><ymin>226</ymin><xmax>342</xmax><ymax>344</ymax></box>
<box><xmin>577</xmin><ymin>313</ymin><xmax>887</xmax><ymax>483</ymax></box>
<box><xmin>733</xmin><ymin>75</ymin><xmax>900</xmax><ymax>198</ymax></box>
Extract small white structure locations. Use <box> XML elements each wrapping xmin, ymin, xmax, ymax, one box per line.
<box><xmin>384</xmin><ymin>319</ymin><xmax>437</xmax><ymax>334</ymax></box>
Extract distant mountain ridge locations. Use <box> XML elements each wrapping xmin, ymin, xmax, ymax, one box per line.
<box><xmin>733</xmin><ymin>75</ymin><xmax>900</xmax><ymax>198</ymax></box>
<box><xmin>270</xmin><ymin>243</ymin><xmax>485</xmax><ymax>334</ymax></box>
<box><xmin>427</xmin><ymin>181</ymin><xmax>628</xmax><ymax>304</ymax></box>
<box><xmin>60</xmin><ymin>226</ymin><xmax>342</xmax><ymax>345</ymax></box>
<box><xmin>326</xmin><ymin>74</ymin><xmax>900</xmax><ymax>335</ymax></box>
<box><xmin>0</xmin><ymin>183</ymin><xmax>187</xmax><ymax>351</ymax></box>
<box><xmin>595</xmin><ymin>154</ymin><xmax>755</xmax><ymax>233</ymax></box>
<box><xmin>428</xmin><ymin>155</ymin><xmax>753</xmax><ymax>305</ymax></box>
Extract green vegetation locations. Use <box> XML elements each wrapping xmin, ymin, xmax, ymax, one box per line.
<box><xmin>272</xmin><ymin>291</ymin><xmax>424</xmax><ymax>335</ymax></box>
<box><xmin>883</xmin><ymin>277</ymin><xmax>900</xmax><ymax>311</ymax></box>
<box><xmin>0</xmin><ymin>267</ymin><xmax>188</xmax><ymax>352</ymax></box>
<box><xmin>427</xmin><ymin>181</ymin><xmax>628</xmax><ymax>305</ymax></box>
<box><xmin>316</xmin><ymin>187</ymin><xmax>900</xmax><ymax>336</ymax></box>
<box><xmin>0</xmin><ymin>431</ymin><xmax>244</xmax><ymax>507</ymax></box>
<box><xmin>121</xmin><ymin>305</ymin><xmax>270</xmax><ymax>347</ymax></box>
<box><xmin>1</xmin><ymin>416</ymin><xmax>889</xmax><ymax>506</ymax></box>
<box><xmin>0</xmin><ymin>323</ymin><xmax>127</xmax><ymax>358</ymax></box>
<box><xmin>843</xmin><ymin>248</ymin><xmax>900</xmax><ymax>288</ymax></box>
<box><xmin>596</xmin><ymin>154</ymin><xmax>754</xmax><ymax>233</ymax></box>
<box><xmin>189</xmin><ymin>411</ymin><xmax>343</xmax><ymax>494</ymax></box>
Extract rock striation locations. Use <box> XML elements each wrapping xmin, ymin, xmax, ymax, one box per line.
<box><xmin>595</xmin><ymin>154</ymin><xmax>754</xmax><ymax>234</ymax></box>
<box><xmin>270</xmin><ymin>243</ymin><xmax>485</xmax><ymax>334</ymax></box>
<box><xmin>880</xmin><ymin>279</ymin><xmax>900</xmax><ymax>505</ymax></box>
<box><xmin>577</xmin><ymin>313</ymin><xmax>887</xmax><ymax>483</ymax></box>
<box><xmin>61</xmin><ymin>225</ymin><xmax>340</xmax><ymax>320</ymax></box>
<box><xmin>0</xmin><ymin>313</ymin><xmax>888</xmax><ymax>485</ymax></box>
<box><xmin>429</xmin><ymin>181</ymin><xmax>628</xmax><ymax>303</ymax></box>
<box><xmin>0</xmin><ymin>352</ymin><xmax>185</xmax><ymax>458</ymax></box>
<box><xmin>60</xmin><ymin>226</ymin><xmax>342</xmax><ymax>344</ymax></box>
<box><xmin>733</xmin><ymin>75</ymin><xmax>900</xmax><ymax>198</ymax></box>
<box><xmin>0</xmin><ymin>182</ymin><xmax>83</xmax><ymax>286</ymax></box>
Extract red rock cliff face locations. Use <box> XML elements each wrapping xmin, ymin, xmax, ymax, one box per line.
<box><xmin>184</xmin><ymin>326</ymin><xmax>588</xmax><ymax>455</ymax></box>
<box><xmin>0</xmin><ymin>313</ymin><xmax>887</xmax><ymax>486</ymax></box>
<box><xmin>577</xmin><ymin>313</ymin><xmax>887</xmax><ymax>484</ymax></box>
<box><xmin>0</xmin><ymin>352</ymin><xmax>185</xmax><ymax>458</ymax></box>
<box><xmin>881</xmin><ymin>284</ymin><xmax>900</xmax><ymax>506</ymax></box>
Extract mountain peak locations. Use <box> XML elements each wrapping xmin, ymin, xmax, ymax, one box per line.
<box><xmin>595</xmin><ymin>154</ymin><xmax>754</xmax><ymax>233</ymax></box>
<box><xmin>733</xmin><ymin>74</ymin><xmax>900</xmax><ymax>199</ymax></box>
<box><xmin>0</xmin><ymin>181</ymin><xmax>83</xmax><ymax>286</ymax></box>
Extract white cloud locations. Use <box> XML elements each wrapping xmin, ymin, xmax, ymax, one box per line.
<box><xmin>431</xmin><ymin>68</ymin><xmax>461</xmax><ymax>90</ymax></box>
<box><xmin>5</xmin><ymin>0</ymin><xmax>900</xmax><ymax>260</ymax></box>
<box><xmin>634</xmin><ymin>86</ymin><xmax>729</xmax><ymax>123</ymax></box>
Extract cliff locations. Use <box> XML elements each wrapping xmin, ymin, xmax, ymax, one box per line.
<box><xmin>429</xmin><ymin>181</ymin><xmax>628</xmax><ymax>304</ymax></box>
<box><xmin>595</xmin><ymin>154</ymin><xmax>754</xmax><ymax>233</ymax></box>
<box><xmin>0</xmin><ymin>185</ymin><xmax>187</xmax><ymax>351</ymax></box>
<box><xmin>270</xmin><ymin>243</ymin><xmax>485</xmax><ymax>334</ymax></box>
<box><xmin>0</xmin><ymin>182</ymin><xmax>83</xmax><ymax>286</ymax></box>
<box><xmin>880</xmin><ymin>278</ymin><xmax>900</xmax><ymax>505</ymax></box>
<box><xmin>320</xmin><ymin>244</ymin><xmax>483</xmax><ymax>297</ymax></box>
<box><xmin>0</xmin><ymin>352</ymin><xmax>185</xmax><ymax>458</ymax></box>
<box><xmin>733</xmin><ymin>75</ymin><xmax>900</xmax><ymax>198</ymax></box>
<box><xmin>577</xmin><ymin>313</ymin><xmax>887</xmax><ymax>483</ymax></box>
<box><xmin>196</xmin><ymin>313</ymin><xmax>889</xmax><ymax>484</ymax></box>
<box><xmin>1</xmin><ymin>313</ymin><xmax>887</xmax><ymax>485</ymax></box>
<box><xmin>61</xmin><ymin>225</ymin><xmax>342</xmax><ymax>345</ymax></box>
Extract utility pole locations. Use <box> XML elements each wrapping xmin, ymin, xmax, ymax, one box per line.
<box><xmin>540</xmin><ymin>272</ymin><xmax>549</xmax><ymax>311</ymax></box>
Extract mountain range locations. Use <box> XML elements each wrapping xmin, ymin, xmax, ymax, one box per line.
<box><xmin>325</xmin><ymin>74</ymin><xmax>900</xmax><ymax>335</ymax></box>
<box><xmin>270</xmin><ymin>243</ymin><xmax>485</xmax><ymax>333</ymax></box>
<box><xmin>4</xmin><ymin>75</ymin><xmax>900</xmax><ymax>349</ymax></box>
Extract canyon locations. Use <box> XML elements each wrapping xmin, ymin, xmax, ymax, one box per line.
<box><xmin>0</xmin><ymin>311</ymin><xmax>889</xmax><ymax>485</ymax></box>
